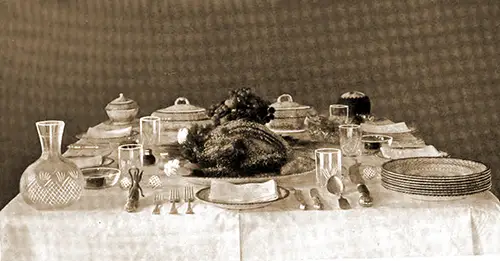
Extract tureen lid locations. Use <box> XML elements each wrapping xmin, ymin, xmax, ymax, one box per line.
<box><xmin>270</xmin><ymin>94</ymin><xmax>310</xmax><ymax>110</ymax></box>
<box><xmin>152</xmin><ymin>97</ymin><xmax>209</xmax><ymax>122</ymax></box>
<box><xmin>157</xmin><ymin>97</ymin><xmax>205</xmax><ymax>114</ymax></box>
<box><xmin>105</xmin><ymin>93</ymin><xmax>138</xmax><ymax>110</ymax></box>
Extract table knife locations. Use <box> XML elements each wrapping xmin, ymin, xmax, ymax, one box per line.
<box><xmin>348</xmin><ymin>162</ymin><xmax>374</xmax><ymax>207</ymax></box>
<box><xmin>309</xmin><ymin>188</ymin><xmax>323</xmax><ymax>210</ymax></box>
<box><xmin>293</xmin><ymin>189</ymin><xmax>308</xmax><ymax>210</ymax></box>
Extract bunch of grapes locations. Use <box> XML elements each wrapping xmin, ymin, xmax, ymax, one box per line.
<box><xmin>207</xmin><ymin>88</ymin><xmax>276</xmax><ymax>126</ymax></box>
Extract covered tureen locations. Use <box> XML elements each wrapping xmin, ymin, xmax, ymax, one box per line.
<box><xmin>105</xmin><ymin>93</ymin><xmax>139</xmax><ymax>125</ymax></box>
<box><xmin>266</xmin><ymin>94</ymin><xmax>312</xmax><ymax>132</ymax></box>
<box><xmin>151</xmin><ymin>97</ymin><xmax>212</xmax><ymax>144</ymax></box>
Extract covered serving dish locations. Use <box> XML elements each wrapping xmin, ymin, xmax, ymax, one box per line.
<box><xmin>266</xmin><ymin>94</ymin><xmax>311</xmax><ymax>132</ymax></box>
<box><xmin>105</xmin><ymin>93</ymin><xmax>139</xmax><ymax>125</ymax></box>
<box><xmin>152</xmin><ymin>97</ymin><xmax>212</xmax><ymax>143</ymax></box>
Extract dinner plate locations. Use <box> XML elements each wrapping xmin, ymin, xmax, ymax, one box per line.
<box><xmin>380</xmin><ymin>177</ymin><xmax>491</xmax><ymax>191</ymax></box>
<box><xmin>380</xmin><ymin>173</ymin><xmax>491</xmax><ymax>187</ymax></box>
<box><xmin>268</xmin><ymin>128</ymin><xmax>307</xmax><ymax>134</ymax></box>
<box><xmin>381</xmin><ymin>169</ymin><xmax>491</xmax><ymax>183</ymax></box>
<box><xmin>102</xmin><ymin>118</ymin><xmax>139</xmax><ymax>127</ymax></box>
<box><xmin>381</xmin><ymin>176</ymin><xmax>491</xmax><ymax>193</ymax></box>
<box><xmin>382</xmin><ymin>157</ymin><xmax>490</xmax><ymax>180</ymax></box>
<box><xmin>195</xmin><ymin>186</ymin><xmax>289</xmax><ymax>210</ymax></box>
<box><xmin>382</xmin><ymin>177</ymin><xmax>491</xmax><ymax>192</ymax></box>
<box><xmin>361</xmin><ymin>125</ymin><xmax>416</xmax><ymax>134</ymax></box>
<box><xmin>381</xmin><ymin>168</ymin><xmax>491</xmax><ymax>183</ymax></box>
<box><xmin>76</xmin><ymin>130</ymin><xmax>139</xmax><ymax>143</ymax></box>
<box><xmin>101</xmin><ymin>157</ymin><xmax>115</xmax><ymax>166</ymax></box>
<box><xmin>183</xmin><ymin>169</ymin><xmax>314</xmax><ymax>186</ymax></box>
<box><xmin>405</xmin><ymin>194</ymin><xmax>469</xmax><ymax>201</ymax></box>
<box><xmin>382</xmin><ymin>178</ymin><xmax>491</xmax><ymax>195</ymax></box>
<box><xmin>381</xmin><ymin>181</ymin><xmax>491</xmax><ymax>201</ymax></box>
<box><xmin>376</xmin><ymin>150</ymin><xmax>449</xmax><ymax>159</ymax></box>
<box><xmin>65</xmin><ymin>156</ymin><xmax>115</xmax><ymax>168</ymax></box>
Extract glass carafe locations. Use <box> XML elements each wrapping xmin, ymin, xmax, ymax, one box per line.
<box><xmin>19</xmin><ymin>120</ymin><xmax>85</xmax><ymax>210</ymax></box>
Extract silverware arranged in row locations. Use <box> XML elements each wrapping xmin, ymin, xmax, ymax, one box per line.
<box><xmin>291</xmin><ymin>188</ymin><xmax>329</xmax><ymax>211</ymax></box>
<box><xmin>291</xmin><ymin>175</ymin><xmax>373</xmax><ymax>211</ymax></box>
<box><xmin>153</xmin><ymin>186</ymin><xmax>195</xmax><ymax>215</ymax></box>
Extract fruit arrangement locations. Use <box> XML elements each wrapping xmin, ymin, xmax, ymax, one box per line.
<box><xmin>207</xmin><ymin>87</ymin><xmax>276</xmax><ymax>126</ymax></box>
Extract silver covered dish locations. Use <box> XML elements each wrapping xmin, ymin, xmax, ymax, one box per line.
<box><xmin>266</xmin><ymin>94</ymin><xmax>311</xmax><ymax>132</ymax></box>
<box><xmin>152</xmin><ymin>97</ymin><xmax>212</xmax><ymax>144</ymax></box>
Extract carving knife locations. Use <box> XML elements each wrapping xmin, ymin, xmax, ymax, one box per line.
<box><xmin>348</xmin><ymin>162</ymin><xmax>374</xmax><ymax>207</ymax></box>
<box><xmin>309</xmin><ymin>188</ymin><xmax>324</xmax><ymax>210</ymax></box>
<box><xmin>293</xmin><ymin>189</ymin><xmax>308</xmax><ymax>210</ymax></box>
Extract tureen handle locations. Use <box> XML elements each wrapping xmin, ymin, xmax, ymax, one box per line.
<box><xmin>174</xmin><ymin>97</ymin><xmax>190</xmax><ymax>105</ymax></box>
<box><xmin>277</xmin><ymin>94</ymin><xmax>293</xmax><ymax>103</ymax></box>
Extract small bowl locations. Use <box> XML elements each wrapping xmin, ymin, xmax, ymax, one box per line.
<box><xmin>81</xmin><ymin>167</ymin><xmax>121</xmax><ymax>189</ymax></box>
<box><xmin>361</xmin><ymin>135</ymin><xmax>393</xmax><ymax>153</ymax></box>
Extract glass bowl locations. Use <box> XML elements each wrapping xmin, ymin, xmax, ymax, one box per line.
<box><xmin>361</xmin><ymin>135</ymin><xmax>393</xmax><ymax>153</ymax></box>
<box><xmin>81</xmin><ymin>167</ymin><xmax>121</xmax><ymax>189</ymax></box>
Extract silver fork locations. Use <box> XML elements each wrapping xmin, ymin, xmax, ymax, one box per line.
<box><xmin>184</xmin><ymin>186</ymin><xmax>195</xmax><ymax>214</ymax></box>
<box><xmin>169</xmin><ymin>189</ymin><xmax>180</xmax><ymax>215</ymax></box>
<box><xmin>152</xmin><ymin>193</ymin><xmax>163</xmax><ymax>215</ymax></box>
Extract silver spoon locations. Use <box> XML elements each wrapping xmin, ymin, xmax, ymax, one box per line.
<box><xmin>326</xmin><ymin>176</ymin><xmax>351</xmax><ymax>210</ymax></box>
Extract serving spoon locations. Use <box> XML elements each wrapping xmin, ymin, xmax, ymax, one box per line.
<box><xmin>326</xmin><ymin>176</ymin><xmax>351</xmax><ymax>210</ymax></box>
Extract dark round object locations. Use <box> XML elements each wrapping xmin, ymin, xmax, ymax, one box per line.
<box><xmin>364</xmin><ymin>142</ymin><xmax>381</xmax><ymax>151</ymax></box>
<box><xmin>337</xmin><ymin>91</ymin><xmax>371</xmax><ymax>117</ymax></box>
<box><xmin>86</xmin><ymin>177</ymin><xmax>105</xmax><ymax>188</ymax></box>
<box><xmin>143</xmin><ymin>149</ymin><xmax>156</xmax><ymax>166</ymax></box>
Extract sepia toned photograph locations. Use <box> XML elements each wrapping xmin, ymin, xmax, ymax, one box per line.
<box><xmin>0</xmin><ymin>0</ymin><xmax>499</xmax><ymax>260</ymax></box>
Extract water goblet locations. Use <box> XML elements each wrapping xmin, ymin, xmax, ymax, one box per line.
<box><xmin>329</xmin><ymin>104</ymin><xmax>349</xmax><ymax>125</ymax></box>
<box><xmin>315</xmin><ymin>148</ymin><xmax>343</xmax><ymax>188</ymax></box>
<box><xmin>118</xmin><ymin>144</ymin><xmax>144</xmax><ymax>180</ymax></box>
<box><xmin>339</xmin><ymin>124</ymin><xmax>362</xmax><ymax>157</ymax></box>
<box><xmin>139</xmin><ymin>116</ymin><xmax>161</xmax><ymax>150</ymax></box>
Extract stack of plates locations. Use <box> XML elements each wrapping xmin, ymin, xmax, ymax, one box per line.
<box><xmin>381</xmin><ymin>157</ymin><xmax>491</xmax><ymax>201</ymax></box>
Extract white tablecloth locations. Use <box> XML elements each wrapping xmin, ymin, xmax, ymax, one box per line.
<box><xmin>2</xmin><ymin>157</ymin><xmax>500</xmax><ymax>261</ymax></box>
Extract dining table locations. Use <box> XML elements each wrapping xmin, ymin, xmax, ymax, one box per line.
<box><xmin>1</xmin><ymin>124</ymin><xmax>500</xmax><ymax>261</ymax></box>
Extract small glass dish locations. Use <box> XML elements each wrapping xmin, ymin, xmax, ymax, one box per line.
<box><xmin>81</xmin><ymin>167</ymin><xmax>121</xmax><ymax>189</ymax></box>
<box><xmin>361</xmin><ymin>135</ymin><xmax>393</xmax><ymax>154</ymax></box>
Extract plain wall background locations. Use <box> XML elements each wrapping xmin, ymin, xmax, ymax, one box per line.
<box><xmin>1</xmin><ymin>0</ymin><xmax>499</xmax><ymax>209</ymax></box>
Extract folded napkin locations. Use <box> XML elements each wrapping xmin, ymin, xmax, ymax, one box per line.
<box><xmin>209</xmin><ymin>180</ymin><xmax>279</xmax><ymax>204</ymax></box>
<box><xmin>67</xmin><ymin>156</ymin><xmax>103</xmax><ymax>169</ymax></box>
<box><xmin>361</xmin><ymin>122</ymin><xmax>411</xmax><ymax>134</ymax></box>
<box><xmin>86</xmin><ymin>125</ymin><xmax>132</xmax><ymax>139</ymax></box>
<box><xmin>380</xmin><ymin>145</ymin><xmax>441</xmax><ymax>159</ymax></box>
